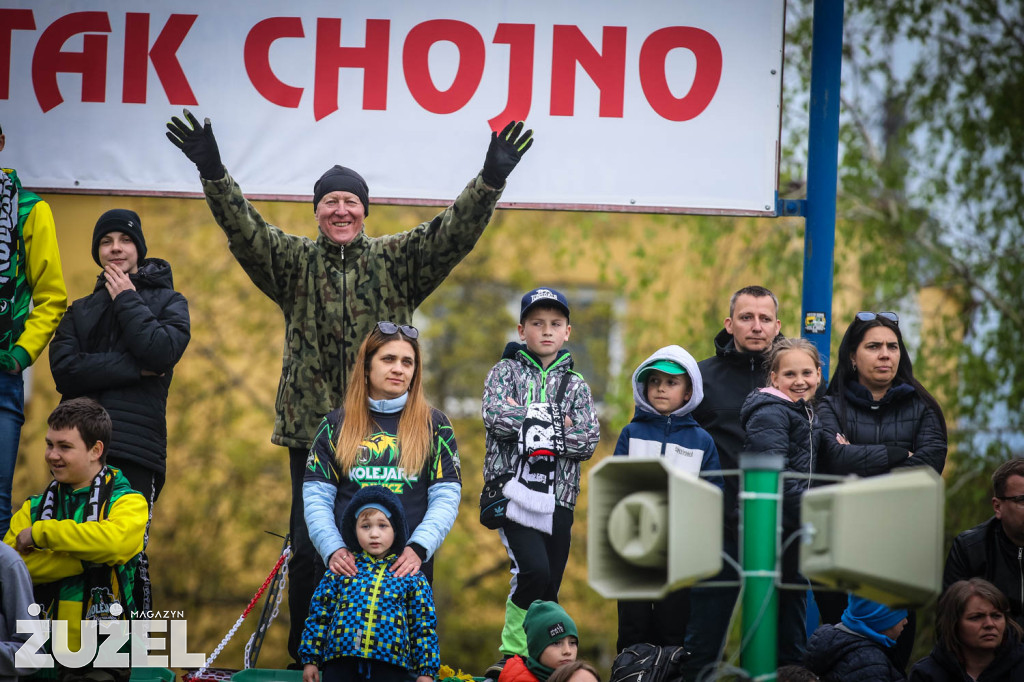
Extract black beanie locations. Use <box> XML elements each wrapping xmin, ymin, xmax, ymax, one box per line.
<box><xmin>313</xmin><ymin>165</ymin><xmax>370</xmax><ymax>217</ymax></box>
<box><xmin>92</xmin><ymin>209</ymin><xmax>146</xmax><ymax>266</ymax></box>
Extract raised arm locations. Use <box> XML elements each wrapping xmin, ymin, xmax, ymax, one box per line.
<box><xmin>396</xmin><ymin>122</ymin><xmax>533</xmax><ymax>308</ymax></box>
<box><xmin>166</xmin><ymin>109</ymin><xmax>305</xmax><ymax>306</ymax></box>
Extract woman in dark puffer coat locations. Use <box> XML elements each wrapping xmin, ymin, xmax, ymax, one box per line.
<box><xmin>818</xmin><ymin>311</ymin><xmax>946</xmax><ymax>479</ymax></box>
<box><xmin>805</xmin><ymin>595</ymin><xmax>908</xmax><ymax>681</ymax></box>
<box><xmin>814</xmin><ymin>311</ymin><xmax>947</xmax><ymax>667</ymax></box>
<box><xmin>910</xmin><ymin>578</ymin><xmax>1024</xmax><ymax>681</ymax></box>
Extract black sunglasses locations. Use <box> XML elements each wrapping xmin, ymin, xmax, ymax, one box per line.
<box><xmin>997</xmin><ymin>494</ymin><xmax>1024</xmax><ymax>505</ymax></box>
<box><xmin>855</xmin><ymin>311</ymin><xmax>899</xmax><ymax>324</ymax></box>
<box><xmin>377</xmin><ymin>321</ymin><xmax>419</xmax><ymax>339</ymax></box>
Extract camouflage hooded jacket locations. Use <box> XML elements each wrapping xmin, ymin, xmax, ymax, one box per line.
<box><xmin>482</xmin><ymin>345</ymin><xmax>600</xmax><ymax>509</ymax></box>
<box><xmin>202</xmin><ymin>171</ymin><xmax>502</xmax><ymax>448</ymax></box>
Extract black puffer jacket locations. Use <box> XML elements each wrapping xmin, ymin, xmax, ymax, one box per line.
<box><xmin>740</xmin><ymin>387</ymin><xmax>819</xmax><ymax>529</ymax></box>
<box><xmin>909</xmin><ymin>635</ymin><xmax>1024</xmax><ymax>681</ymax></box>
<box><xmin>818</xmin><ymin>380</ymin><xmax>946</xmax><ymax>476</ymax></box>
<box><xmin>944</xmin><ymin>517</ymin><xmax>1024</xmax><ymax>630</ymax></box>
<box><xmin>805</xmin><ymin>624</ymin><xmax>906</xmax><ymax>681</ymax></box>
<box><xmin>693</xmin><ymin>329</ymin><xmax>778</xmax><ymax>519</ymax></box>
<box><xmin>49</xmin><ymin>258</ymin><xmax>190</xmax><ymax>474</ymax></box>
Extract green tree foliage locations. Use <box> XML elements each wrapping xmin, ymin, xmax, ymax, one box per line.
<box><xmin>785</xmin><ymin>0</ymin><xmax>1023</xmax><ymax>660</ymax></box>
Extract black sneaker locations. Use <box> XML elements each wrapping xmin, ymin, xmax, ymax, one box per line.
<box><xmin>484</xmin><ymin>655</ymin><xmax>513</xmax><ymax>679</ymax></box>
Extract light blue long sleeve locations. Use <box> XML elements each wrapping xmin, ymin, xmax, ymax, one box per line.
<box><xmin>303</xmin><ymin>480</ymin><xmax>344</xmax><ymax>562</ymax></box>
<box><xmin>407</xmin><ymin>481</ymin><xmax>461</xmax><ymax>560</ymax></box>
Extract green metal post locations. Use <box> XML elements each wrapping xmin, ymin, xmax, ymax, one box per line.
<box><xmin>740</xmin><ymin>453</ymin><xmax>785</xmax><ymax>678</ymax></box>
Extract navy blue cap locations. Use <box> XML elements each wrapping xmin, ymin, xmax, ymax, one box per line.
<box><xmin>520</xmin><ymin>287</ymin><xmax>570</xmax><ymax>322</ymax></box>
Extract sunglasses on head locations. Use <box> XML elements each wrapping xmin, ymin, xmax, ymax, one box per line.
<box><xmin>855</xmin><ymin>311</ymin><xmax>899</xmax><ymax>324</ymax></box>
<box><xmin>377</xmin><ymin>321</ymin><xmax>419</xmax><ymax>339</ymax></box>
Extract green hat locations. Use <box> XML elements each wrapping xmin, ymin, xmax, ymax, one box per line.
<box><xmin>524</xmin><ymin>600</ymin><xmax>578</xmax><ymax>660</ymax></box>
<box><xmin>637</xmin><ymin>359</ymin><xmax>686</xmax><ymax>384</ymax></box>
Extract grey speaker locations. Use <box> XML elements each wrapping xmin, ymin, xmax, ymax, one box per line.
<box><xmin>588</xmin><ymin>457</ymin><xmax>723</xmax><ymax>599</ymax></box>
<box><xmin>800</xmin><ymin>467</ymin><xmax>944</xmax><ymax>607</ymax></box>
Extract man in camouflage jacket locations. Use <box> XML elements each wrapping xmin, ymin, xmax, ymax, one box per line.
<box><xmin>167</xmin><ymin>112</ymin><xmax>533</xmax><ymax>665</ymax></box>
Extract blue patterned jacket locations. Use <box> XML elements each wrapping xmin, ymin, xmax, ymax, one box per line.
<box><xmin>298</xmin><ymin>551</ymin><xmax>439</xmax><ymax>677</ymax></box>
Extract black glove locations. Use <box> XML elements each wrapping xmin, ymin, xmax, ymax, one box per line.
<box><xmin>481</xmin><ymin>120</ymin><xmax>533</xmax><ymax>188</ymax></box>
<box><xmin>166</xmin><ymin>109</ymin><xmax>224</xmax><ymax>180</ymax></box>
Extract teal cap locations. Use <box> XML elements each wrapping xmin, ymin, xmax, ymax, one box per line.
<box><xmin>638</xmin><ymin>359</ymin><xmax>686</xmax><ymax>384</ymax></box>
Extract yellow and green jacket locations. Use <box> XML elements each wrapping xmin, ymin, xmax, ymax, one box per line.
<box><xmin>298</xmin><ymin>551</ymin><xmax>439</xmax><ymax>678</ymax></box>
<box><xmin>0</xmin><ymin>168</ymin><xmax>67</xmax><ymax>371</ymax></box>
<box><xmin>2</xmin><ymin>467</ymin><xmax>147</xmax><ymax>653</ymax></box>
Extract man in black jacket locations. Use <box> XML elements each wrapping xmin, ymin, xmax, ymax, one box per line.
<box><xmin>944</xmin><ymin>457</ymin><xmax>1024</xmax><ymax>628</ymax></box>
<box><xmin>50</xmin><ymin>209</ymin><xmax>191</xmax><ymax>507</ymax></box>
<box><xmin>685</xmin><ymin>285</ymin><xmax>782</xmax><ymax>678</ymax></box>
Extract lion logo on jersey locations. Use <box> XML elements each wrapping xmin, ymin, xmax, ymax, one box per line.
<box><xmin>359</xmin><ymin>432</ymin><xmax>399</xmax><ymax>464</ymax></box>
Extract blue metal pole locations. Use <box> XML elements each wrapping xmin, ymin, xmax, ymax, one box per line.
<box><xmin>802</xmin><ymin>0</ymin><xmax>845</xmax><ymax>380</ymax></box>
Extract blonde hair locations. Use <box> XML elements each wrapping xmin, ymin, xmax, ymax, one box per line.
<box><xmin>336</xmin><ymin>326</ymin><xmax>433</xmax><ymax>475</ymax></box>
<box><xmin>765</xmin><ymin>337</ymin><xmax>822</xmax><ymax>387</ymax></box>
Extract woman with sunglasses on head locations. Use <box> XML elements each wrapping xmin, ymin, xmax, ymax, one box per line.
<box><xmin>302</xmin><ymin>322</ymin><xmax>461</xmax><ymax>585</ymax></box>
<box><xmin>909</xmin><ymin>578</ymin><xmax>1024</xmax><ymax>681</ymax></box>
<box><xmin>814</xmin><ymin>311</ymin><xmax>948</xmax><ymax>669</ymax></box>
<box><xmin>818</xmin><ymin>311</ymin><xmax>946</xmax><ymax>480</ymax></box>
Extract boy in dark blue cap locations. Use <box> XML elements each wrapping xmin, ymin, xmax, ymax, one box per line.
<box><xmin>481</xmin><ymin>287</ymin><xmax>600</xmax><ymax>678</ymax></box>
<box><xmin>299</xmin><ymin>485</ymin><xmax>439</xmax><ymax>682</ymax></box>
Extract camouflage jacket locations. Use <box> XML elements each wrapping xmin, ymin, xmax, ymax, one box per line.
<box><xmin>482</xmin><ymin>345</ymin><xmax>600</xmax><ymax>509</ymax></box>
<box><xmin>202</xmin><ymin>171</ymin><xmax>502</xmax><ymax>448</ymax></box>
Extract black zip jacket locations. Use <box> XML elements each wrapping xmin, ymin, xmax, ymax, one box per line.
<box><xmin>49</xmin><ymin>258</ymin><xmax>190</xmax><ymax>474</ymax></box>
<box><xmin>805</xmin><ymin>624</ymin><xmax>906</xmax><ymax>682</ymax></box>
<box><xmin>693</xmin><ymin>328</ymin><xmax>779</xmax><ymax>522</ymax></box>
<box><xmin>944</xmin><ymin>517</ymin><xmax>1024</xmax><ymax>630</ymax></box>
<box><xmin>818</xmin><ymin>380</ymin><xmax>947</xmax><ymax>477</ymax></box>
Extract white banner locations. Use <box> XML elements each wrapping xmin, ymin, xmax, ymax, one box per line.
<box><xmin>1</xmin><ymin>1</ymin><xmax>784</xmax><ymax>214</ymax></box>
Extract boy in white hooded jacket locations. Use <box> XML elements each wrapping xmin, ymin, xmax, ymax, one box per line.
<box><xmin>613</xmin><ymin>344</ymin><xmax>724</xmax><ymax>651</ymax></box>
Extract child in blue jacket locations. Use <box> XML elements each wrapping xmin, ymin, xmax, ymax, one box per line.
<box><xmin>613</xmin><ymin>344</ymin><xmax>724</xmax><ymax>651</ymax></box>
<box><xmin>299</xmin><ymin>485</ymin><xmax>439</xmax><ymax>682</ymax></box>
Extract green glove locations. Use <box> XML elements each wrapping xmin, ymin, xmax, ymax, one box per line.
<box><xmin>166</xmin><ymin>109</ymin><xmax>224</xmax><ymax>180</ymax></box>
<box><xmin>481</xmin><ymin>120</ymin><xmax>534</xmax><ymax>188</ymax></box>
<box><xmin>0</xmin><ymin>351</ymin><xmax>20</xmax><ymax>373</ymax></box>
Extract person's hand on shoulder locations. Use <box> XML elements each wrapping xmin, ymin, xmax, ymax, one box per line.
<box><xmin>328</xmin><ymin>547</ymin><xmax>357</xmax><ymax>576</ymax></box>
<box><xmin>166</xmin><ymin>109</ymin><xmax>224</xmax><ymax>180</ymax></box>
<box><xmin>390</xmin><ymin>546</ymin><xmax>422</xmax><ymax>577</ymax></box>
<box><xmin>481</xmin><ymin>120</ymin><xmax>534</xmax><ymax>189</ymax></box>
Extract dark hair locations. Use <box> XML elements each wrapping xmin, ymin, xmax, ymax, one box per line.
<box><xmin>992</xmin><ymin>459</ymin><xmax>1024</xmax><ymax>498</ymax></box>
<box><xmin>47</xmin><ymin>398</ymin><xmax>112</xmax><ymax>463</ymax></box>
<box><xmin>825</xmin><ymin>314</ymin><xmax>947</xmax><ymax>438</ymax></box>
<box><xmin>776</xmin><ymin>665</ymin><xmax>819</xmax><ymax>682</ymax></box>
<box><xmin>937</xmin><ymin>578</ymin><xmax>1022</xmax><ymax>663</ymax></box>
<box><xmin>547</xmin><ymin>660</ymin><xmax>601</xmax><ymax>682</ymax></box>
<box><xmin>729</xmin><ymin>285</ymin><xmax>778</xmax><ymax>317</ymax></box>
